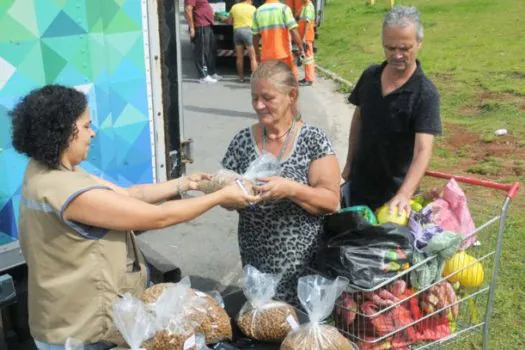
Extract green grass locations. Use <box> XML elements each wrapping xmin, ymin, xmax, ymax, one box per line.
<box><xmin>317</xmin><ymin>1</ymin><xmax>525</xmax><ymax>349</ymax></box>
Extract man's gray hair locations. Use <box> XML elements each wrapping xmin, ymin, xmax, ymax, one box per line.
<box><xmin>383</xmin><ymin>5</ymin><xmax>424</xmax><ymax>42</ymax></box>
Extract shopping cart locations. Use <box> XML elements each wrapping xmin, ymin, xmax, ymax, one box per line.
<box><xmin>331</xmin><ymin>171</ymin><xmax>521</xmax><ymax>350</ymax></box>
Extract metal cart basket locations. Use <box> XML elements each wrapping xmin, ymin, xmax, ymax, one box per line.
<box><xmin>332</xmin><ymin>171</ymin><xmax>521</xmax><ymax>350</ymax></box>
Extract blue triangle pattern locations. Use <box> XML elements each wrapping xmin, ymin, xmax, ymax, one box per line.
<box><xmin>0</xmin><ymin>199</ymin><xmax>17</xmax><ymax>239</ymax></box>
<box><xmin>42</xmin><ymin>11</ymin><xmax>87</xmax><ymax>37</ymax></box>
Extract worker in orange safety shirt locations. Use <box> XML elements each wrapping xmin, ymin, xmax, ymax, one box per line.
<box><xmin>284</xmin><ymin>0</ymin><xmax>303</xmax><ymax>19</ymax></box>
<box><xmin>298</xmin><ymin>0</ymin><xmax>316</xmax><ymax>86</ymax></box>
<box><xmin>252</xmin><ymin>0</ymin><xmax>305</xmax><ymax>80</ymax></box>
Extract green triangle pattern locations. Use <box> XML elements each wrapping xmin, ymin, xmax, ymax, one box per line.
<box><xmin>113</xmin><ymin>103</ymin><xmax>148</xmax><ymax>127</ymax></box>
<box><xmin>104</xmin><ymin>6</ymin><xmax>140</xmax><ymax>33</ymax></box>
<box><xmin>104</xmin><ymin>32</ymin><xmax>141</xmax><ymax>56</ymax></box>
<box><xmin>0</xmin><ymin>41</ymin><xmax>38</xmax><ymax>67</ymax></box>
<box><xmin>52</xmin><ymin>0</ymin><xmax>67</xmax><ymax>8</ymax></box>
<box><xmin>85</xmin><ymin>0</ymin><xmax>104</xmax><ymax>31</ymax></box>
<box><xmin>34</xmin><ymin>0</ymin><xmax>61</xmax><ymax>33</ymax></box>
<box><xmin>7</xmin><ymin>0</ymin><xmax>38</xmax><ymax>36</ymax></box>
<box><xmin>16</xmin><ymin>42</ymin><xmax>45</xmax><ymax>85</ymax></box>
<box><xmin>41</xmin><ymin>36</ymin><xmax>86</xmax><ymax>62</ymax></box>
<box><xmin>0</xmin><ymin>1</ymin><xmax>16</xmax><ymax>15</ymax></box>
<box><xmin>40</xmin><ymin>42</ymin><xmax>68</xmax><ymax>83</ymax></box>
<box><xmin>0</xmin><ymin>13</ymin><xmax>37</xmax><ymax>41</ymax></box>
<box><xmin>101</xmin><ymin>0</ymin><xmax>120</xmax><ymax>29</ymax></box>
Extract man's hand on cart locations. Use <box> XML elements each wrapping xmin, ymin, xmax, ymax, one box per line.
<box><xmin>388</xmin><ymin>192</ymin><xmax>412</xmax><ymax>217</ymax></box>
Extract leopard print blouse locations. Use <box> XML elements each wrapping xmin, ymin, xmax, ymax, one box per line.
<box><xmin>221</xmin><ymin>124</ymin><xmax>335</xmax><ymax>306</ymax></box>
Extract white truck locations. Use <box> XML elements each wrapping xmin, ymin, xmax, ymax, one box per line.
<box><xmin>0</xmin><ymin>0</ymin><xmax>190</xmax><ymax>347</ymax></box>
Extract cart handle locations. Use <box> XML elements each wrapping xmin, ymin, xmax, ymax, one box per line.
<box><xmin>425</xmin><ymin>170</ymin><xmax>521</xmax><ymax>200</ymax></box>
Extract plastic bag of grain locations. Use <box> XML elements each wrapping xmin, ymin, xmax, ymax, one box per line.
<box><xmin>281</xmin><ymin>275</ymin><xmax>357</xmax><ymax>350</ymax></box>
<box><xmin>140</xmin><ymin>278</ymin><xmax>232</xmax><ymax>346</ymax></box>
<box><xmin>236</xmin><ymin>265</ymin><xmax>298</xmax><ymax>342</ymax></box>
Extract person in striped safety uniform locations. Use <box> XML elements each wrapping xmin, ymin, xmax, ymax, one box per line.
<box><xmin>252</xmin><ymin>0</ymin><xmax>305</xmax><ymax>80</ymax></box>
<box><xmin>284</xmin><ymin>0</ymin><xmax>303</xmax><ymax>19</ymax></box>
<box><xmin>298</xmin><ymin>0</ymin><xmax>316</xmax><ymax>86</ymax></box>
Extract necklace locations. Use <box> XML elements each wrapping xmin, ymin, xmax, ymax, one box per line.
<box><xmin>262</xmin><ymin>119</ymin><xmax>296</xmax><ymax>161</ymax></box>
<box><xmin>266</xmin><ymin>125</ymin><xmax>293</xmax><ymax>140</ymax></box>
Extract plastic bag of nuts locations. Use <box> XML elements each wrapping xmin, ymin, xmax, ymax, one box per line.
<box><xmin>236</xmin><ymin>265</ymin><xmax>299</xmax><ymax>343</ymax></box>
<box><xmin>112</xmin><ymin>293</ymin><xmax>157</xmax><ymax>350</ymax></box>
<box><xmin>140</xmin><ymin>278</ymin><xmax>232</xmax><ymax>346</ymax></box>
<box><xmin>281</xmin><ymin>275</ymin><xmax>358</xmax><ymax>350</ymax></box>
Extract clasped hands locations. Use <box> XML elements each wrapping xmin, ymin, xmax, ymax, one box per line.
<box><xmin>183</xmin><ymin>173</ymin><xmax>294</xmax><ymax>209</ymax></box>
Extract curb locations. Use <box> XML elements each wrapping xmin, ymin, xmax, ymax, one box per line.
<box><xmin>315</xmin><ymin>64</ymin><xmax>353</xmax><ymax>89</ymax></box>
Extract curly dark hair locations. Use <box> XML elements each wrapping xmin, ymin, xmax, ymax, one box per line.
<box><xmin>10</xmin><ymin>85</ymin><xmax>88</xmax><ymax>169</ymax></box>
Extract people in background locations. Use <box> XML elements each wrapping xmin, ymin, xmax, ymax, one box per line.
<box><xmin>298</xmin><ymin>0</ymin><xmax>316</xmax><ymax>86</ymax></box>
<box><xmin>224</xmin><ymin>0</ymin><xmax>258</xmax><ymax>82</ymax></box>
<box><xmin>222</xmin><ymin>61</ymin><xmax>340</xmax><ymax>306</ymax></box>
<box><xmin>284</xmin><ymin>0</ymin><xmax>303</xmax><ymax>19</ymax></box>
<box><xmin>342</xmin><ymin>5</ymin><xmax>441</xmax><ymax>214</ymax></box>
<box><xmin>252</xmin><ymin>0</ymin><xmax>305</xmax><ymax>80</ymax></box>
<box><xmin>11</xmin><ymin>85</ymin><xmax>256</xmax><ymax>350</ymax></box>
<box><xmin>185</xmin><ymin>0</ymin><xmax>222</xmax><ymax>83</ymax></box>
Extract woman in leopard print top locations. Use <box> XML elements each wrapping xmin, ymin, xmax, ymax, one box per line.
<box><xmin>221</xmin><ymin>61</ymin><xmax>340</xmax><ymax>306</ymax></box>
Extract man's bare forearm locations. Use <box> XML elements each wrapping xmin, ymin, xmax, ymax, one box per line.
<box><xmin>253</xmin><ymin>35</ymin><xmax>260</xmax><ymax>57</ymax></box>
<box><xmin>346</xmin><ymin>107</ymin><xmax>361</xmax><ymax>166</ymax></box>
<box><xmin>290</xmin><ymin>29</ymin><xmax>303</xmax><ymax>53</ymax></box>
<box><xmin>397</xmin><ymin>134</ymin><xmax>434</xmax><ymax>198</ymax></box>
<box><xmin>185</xmin><ymin>6</ymin><xmax>194</xmax><ymax>29</ymax></box>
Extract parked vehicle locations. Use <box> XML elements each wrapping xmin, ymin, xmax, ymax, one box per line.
<box><xmin>209</xmin><ymin>0</ymin><xmax>325</xmax><ymax>58</ymax></box>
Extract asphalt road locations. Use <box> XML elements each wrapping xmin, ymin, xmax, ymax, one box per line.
<box><xmin>137</xmin><ymin>10</ymin><xmax>354</xmax><ymax>294</ymax></box>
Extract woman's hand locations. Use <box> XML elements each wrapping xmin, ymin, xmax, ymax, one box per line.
<box><xmin>218</xmin><ymin>183</ymin><xmax>260</xmax><ymax>208</ymax></box>
<box><xmin>255</xmin><ymin>176</ymin><xmax>297</xmax><ymax>201</ymax></box>
<box><xmin>183</xmin><ymin>172</ymin><xmax>211</xmax><ymax>191</ymax></box>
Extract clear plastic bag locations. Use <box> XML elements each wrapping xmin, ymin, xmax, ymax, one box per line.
<box><xmin>243</xmin><ymin>153</ymin><xmax>281</xmax><ymax>182</ymax></box>
<box><xmin>140</xmin><ymin>277</ymin><xmax>232</xmax><ymax>347</ymax></box>
<box><xmin>141</xmin><ymin>278</ymin><xmax>200</xmax><ymax>349</ymax></box>
<box><xmin>65</xmin><ymin>338</ymin><xmax>84</xmax><ymax>350</ymax></box>
<box><xmin>195</xmin><ymin>333</ymin><xmax>212</xmax><ymax>350</ymax></box>
<box><xmin>112</xmin><ymin>293</ymin><xmax>157</xmax><ymax>350</ymax></box>
<box><xmin>281</xmin><ymin>275</ymin><xmax>356</xmax><ymax>350</ymax></box>
<box><xmin>236</xmin><ymin>265</ymin><xmax>298</xmax><ymax>342</ymax></box>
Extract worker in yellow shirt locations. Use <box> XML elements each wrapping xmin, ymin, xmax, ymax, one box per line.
<box><xmin>224</xmin><ymin>0</ymin><xmax>257</xmax><ymax>82</ymax></box>
<box><xmin>252</xmin><ymin>0</ymin><xmax>305</xmax><ymax>80</ymax></box>
<box><xmin>298</xmin><ymin>0</ymin><xmax>316</xmax><ymax>85</ymax></box>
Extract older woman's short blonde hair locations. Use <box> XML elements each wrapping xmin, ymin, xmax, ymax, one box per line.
<box><xmin>251</xmin><ymin>60</ymin><xmax>298</xmax><ymax>95</ymax></box>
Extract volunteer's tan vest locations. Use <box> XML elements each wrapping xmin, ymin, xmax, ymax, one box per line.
<box><xmin>18</xmin><ymin>160</ymin><xmax>147</xmax><ymax>344</ymax></box>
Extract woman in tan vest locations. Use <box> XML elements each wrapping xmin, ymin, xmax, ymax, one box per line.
<box><xmin>10</xmin><ymin>85</ymin><xmax>258</xmax><ymax>350</ymax></box>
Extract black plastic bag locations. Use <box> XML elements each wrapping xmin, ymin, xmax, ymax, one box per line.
<box><xmin>323</xmin><ymin>206</ymin><xmax>376</xmax><ymax>240</ymax></box>
<box><xmin>316</xmin><ymin>223</ymin><xmax>414</xmax><ymax>290</ymax></box>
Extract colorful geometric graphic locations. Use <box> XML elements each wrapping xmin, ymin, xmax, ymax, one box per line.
<box><xmin>0</xmin><ymin>0</ymin><xmax>154</xmax><ymax>240</ymax></box>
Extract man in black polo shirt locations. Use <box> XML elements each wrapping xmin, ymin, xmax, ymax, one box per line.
<box><xmin>342</xmin><ymin>5</ymin><xmax>441</xmax><ymax>215</ymax></box>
